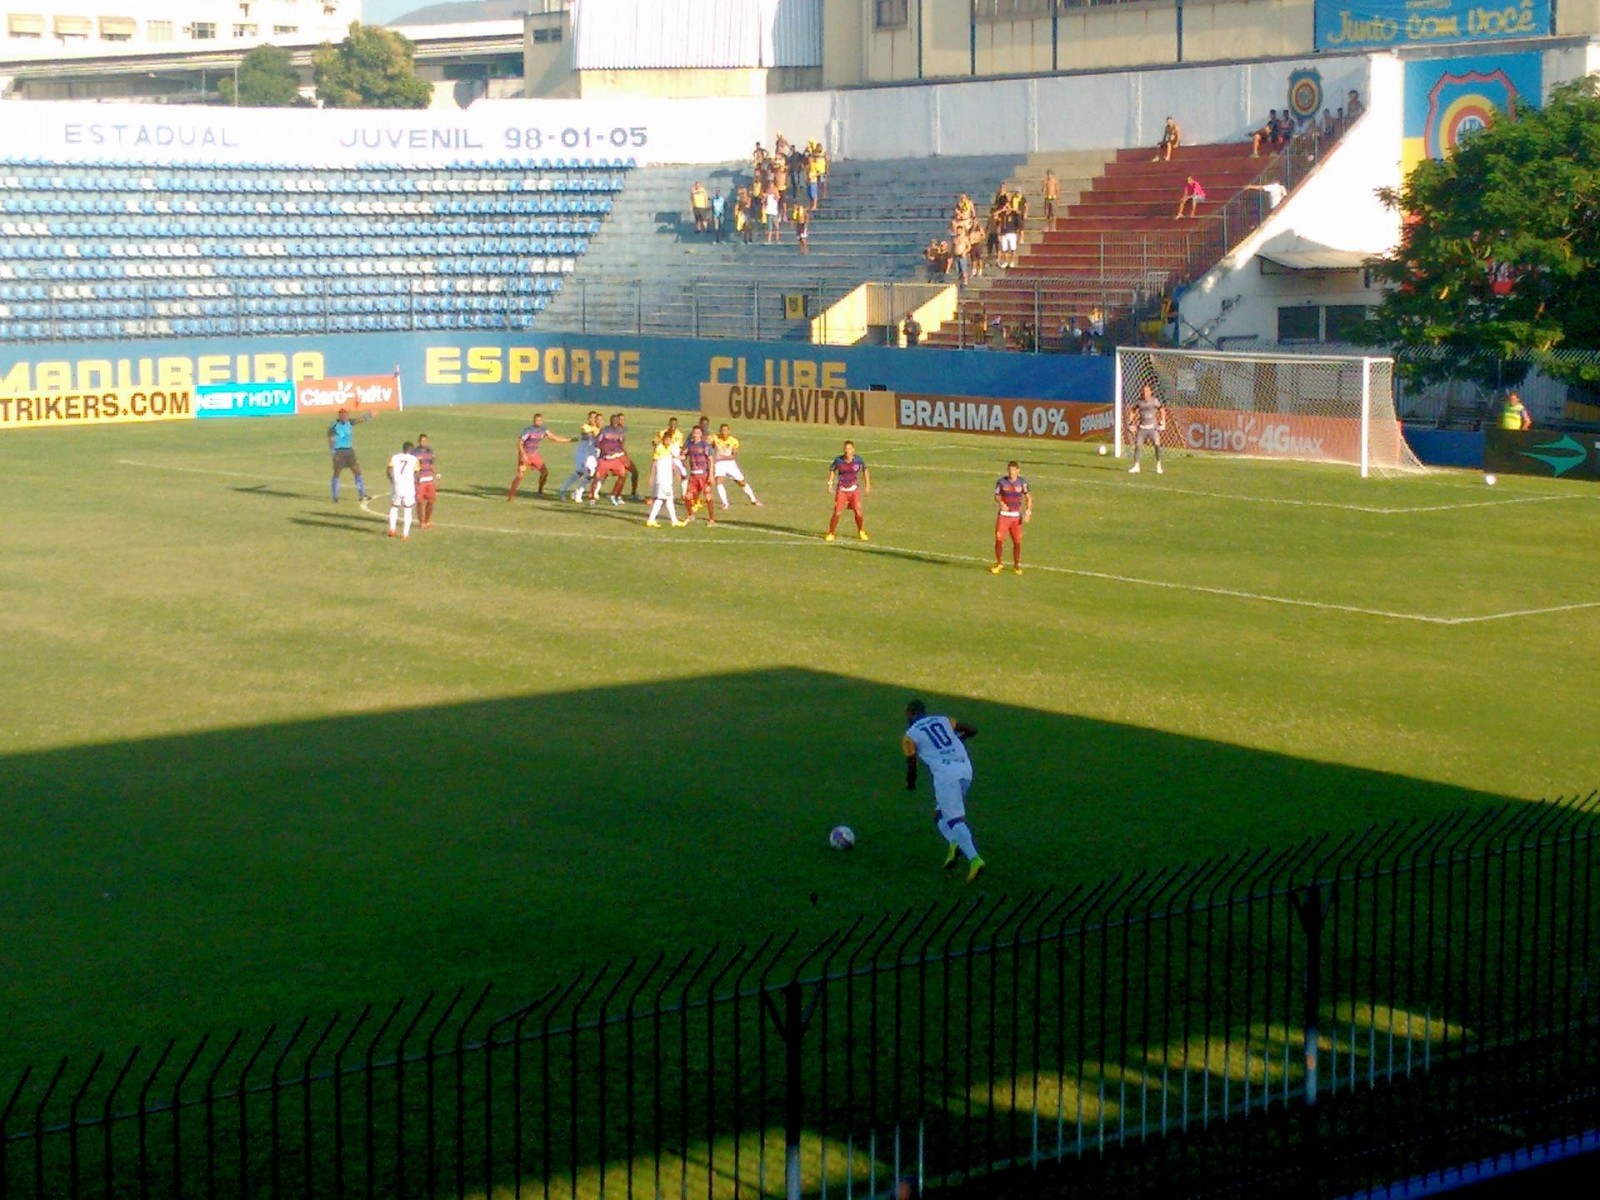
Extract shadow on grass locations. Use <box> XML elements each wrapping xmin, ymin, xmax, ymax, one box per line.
<box><xmin>0</xmin><ymin>667</ymin><xmax>1510</xmax><ymax>1070</ymax></box>
<box><xmin>0</xmin><ymin>668</ymin><xmax>1532</xmax><ymax>1196</ymax></box>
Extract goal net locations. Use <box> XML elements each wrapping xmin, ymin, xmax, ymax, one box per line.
<box><xmin>1114</xmin><ymin>347</ymin><xmax>1425</xmax><ymax>477</ymax></box>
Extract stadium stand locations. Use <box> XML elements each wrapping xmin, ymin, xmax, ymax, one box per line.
<box><xmin>0</xmin><ymin>157</ymin><xmax>632</xmax><ymax>343</ymax></box>
<box><xmin>925</xmin><ymin>139</ymin><xmax>1308</xmax><ymax>349</ymax></box>
<box><xmin>537</xmin><ymin>155</ymin><xmax>1021</xmax><ymax>340</ymax></box>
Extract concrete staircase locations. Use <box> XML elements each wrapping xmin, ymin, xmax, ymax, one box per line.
<box><xmin>926</xmin><ymin>142</ymin><xmax>1276</xmax><ymax>349</ymax></box>
<box><xmin>538</xmin><ymin>155</ymin><xmax>1024</xmax><ymax>341</ymax></box>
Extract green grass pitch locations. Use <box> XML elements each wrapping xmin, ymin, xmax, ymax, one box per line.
<box><xmin>3</xmin><ymin>404</ymin><xmax>1597</xmax><ymax>1075</ymax></box>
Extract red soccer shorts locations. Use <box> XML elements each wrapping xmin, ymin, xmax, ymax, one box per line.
<box><xmin>685</xmin><ymin>474</ymin><xmax>712</xmax><ymax>508</ymax></box>
<box><xmin>833</xmin><ymin>490</ymin><xmax>863</xmax><ymax>516</ymax></box>
<box><xmin>518</xmin><ymin>452</ymin><xmax>546</xmax><ymax>472</ymax></box>
<box><xmin>996</xmin><ymin>514</ymin><xmax>1023</xmax><ymax>546</ymax></box>
<box><xmin>417</xmin><ymin>481</ymin><xmax>437</xmax><ymax>502</ymax></box>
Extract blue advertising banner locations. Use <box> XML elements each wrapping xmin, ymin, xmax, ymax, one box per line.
<box><xmin>194</xmin><ymin>381</ymin><xmax>297</xmax><ymax>420</ymax></box>
<box><xmin>1</xmin><ymin>330</ymin><xmax>1114</xmax><ymax>427</ymax></box>
<box><xmin>1315</xmin><ymin>0</ymin><xmax>1550</xmax><ymax>51</ymax></box>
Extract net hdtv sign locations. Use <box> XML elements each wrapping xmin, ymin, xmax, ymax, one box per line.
<box><xmin>194</xmin><ymin>381</ymin><xmax>296</xmax><ymax>419</ymax></box>
<box><xmin>294</xmin><ymin>373</ymin><xmax>403</xmax><ymax>415</ymax></box>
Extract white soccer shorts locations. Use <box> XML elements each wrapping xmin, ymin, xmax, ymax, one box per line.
<box><xmin>713</xmin><ymin>461</ymin><xmax>746</xmax><ymax>483</ymax></box>
<box><xmin>931</xmin><ymin>767</ymin><xmax>973</xmax><ymax>821</ymax></box>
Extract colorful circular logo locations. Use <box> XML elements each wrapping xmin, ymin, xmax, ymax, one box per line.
<box><xmin>1287</xmin><ymin>70</ymin><xmax>1323</xmax><ymax>121</ymax></box>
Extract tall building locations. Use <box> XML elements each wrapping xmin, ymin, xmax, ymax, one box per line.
<box><xmin>0</xmin><ymin>1</ymin><xmax>361</xmax><ymax>60</ymax></box>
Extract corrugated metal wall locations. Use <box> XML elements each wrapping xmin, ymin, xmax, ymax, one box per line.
<box><xmin>571</xmin><ymin>0</ymin><xmax>822</xmax><ymax>70</ymax></box>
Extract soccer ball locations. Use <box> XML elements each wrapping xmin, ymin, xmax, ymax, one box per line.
<box><xmin>1484</xmin><ymin>473</ymin><xmax>1497</xmax><ymax>486</ymax></box>
<box><xmin>1097</xmin><ymin>444</ymin><xmax>1108</xmax><ymax>456</ymax></box>
<box><xmin>828</xmin><ymin>825</ymin><xmax>856</xmax><ymax>850</ymax></box>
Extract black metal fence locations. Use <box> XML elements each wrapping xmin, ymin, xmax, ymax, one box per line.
<box><xmin>6</xmin><ymin>797</ymin><xmax>1599</xmax><ymax>1199</ymax></box>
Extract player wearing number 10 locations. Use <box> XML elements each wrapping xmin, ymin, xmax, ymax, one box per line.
<box><xmin>990</xmin><ymin>461</ymin><xmax>1031</xmax><ymax>576</ymax></box>
<box><xmin>903</xmin><ymin>699</ymin><xmax>986</xmax><ymax>882</ymax></box>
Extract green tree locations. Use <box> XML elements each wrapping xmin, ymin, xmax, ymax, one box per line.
<box><xmin>1356</xmin><ymin>78</ymin><xmax>1600</xmax><ymax>387</ymax></box>
<box><xmin>312</xmin><ymin>22</ymin><xmax>432</xmax><ymax>110</ymax></box>
<box><xmin>218</xmin><ymin>44</ymin><xmax>304</xmax><ymax>107</ymax></box>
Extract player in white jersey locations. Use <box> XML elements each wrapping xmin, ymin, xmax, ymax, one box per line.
<box><xmin>558</xmin><ymin>411</ymin><xmax>603</xmax><ymax>502</ymax></box>
<box><xmin>644</xmin><ymin>433</ymin><xmax>687</xmax><ymax>528</ymax></box>
<box><xmin>387</xmin><ymin>440</ymin><xmax>420</xmax><ymax>540</ymax></box>
<box><xmin>902</xmin><ymin>698</ymin><xmax>986</xmax><ymax>881</ymax></box>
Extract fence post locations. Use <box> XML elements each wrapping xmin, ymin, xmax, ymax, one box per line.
<box><xmin>1291</xmin><ymin>883</ymin><xmax>1330</xmax><ymax>1106</ymax></box>
<box><xmin>761</xmin><ymin>977</ymin><xmax>821</xmax><ymax>1200</ymax></box>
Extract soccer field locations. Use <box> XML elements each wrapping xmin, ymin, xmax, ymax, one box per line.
<box><xmin>3</xmin><ymin>404</ymin><xmax>1597</xmax><ymax>1075</ymax></box>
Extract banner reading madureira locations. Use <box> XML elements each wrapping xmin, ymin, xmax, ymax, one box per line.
<box><xmin>294</xmin><ymin>373</ymin><xmax>403</xmax><ymax>415</ymax></box>
<box><xmin>0</xmin><ymin>388</ymin><xmax>192</xmax><ymax>430</ymax></box>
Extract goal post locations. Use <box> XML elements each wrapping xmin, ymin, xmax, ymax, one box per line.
<box><xmin>1113</xmin><ymin>347</ymin><xmax>1425</xmax><ymax>477</ymax></box>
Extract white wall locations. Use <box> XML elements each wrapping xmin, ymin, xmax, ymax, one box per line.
<box><xmin>833</xmin><ymin>54</ymin><xmax>1374</xmax><ymax>159</ymax></box>
<box><xmin>1176</xmin><ymin>55</ymin><xmax>1406</xmax><ymax>347</ymax></box>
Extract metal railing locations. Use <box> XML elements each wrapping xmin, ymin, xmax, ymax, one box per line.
<box><xmin>553</xmin><ymin>277</ymin><xmax>861</xmax><ymax>342</ymax></box>
<box><xmin>4</xmin><ymin>797</ymin><xmax>1599</xmax><ymax>1198</ymax></box>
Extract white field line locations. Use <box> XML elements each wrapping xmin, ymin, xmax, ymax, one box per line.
<box><xmin>118</xmin><ymin>460</ymin><xmax>1600</xmax><ymax>624</ymax></box>
<box><xmin>841</xmin><ymin>461</ymin><xmax>1590</xmax><ymax>515</ymax></box>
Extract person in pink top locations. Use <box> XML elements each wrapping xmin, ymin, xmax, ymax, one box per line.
<box><xmin>1176</xmin><ymin>175</ymin><xmax>1206</xmax><ymax>219</ymax></box>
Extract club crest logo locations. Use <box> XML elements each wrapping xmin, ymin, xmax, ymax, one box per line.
<box><xmin>1287</xmin><ymin>70</ymin><xmax>1323</xmax><ymax>121</ymax></box>
<box><xmin>1425</xmin><ymin>69</ymin><xmax>1521</xmax><ymax>159</ymax></box>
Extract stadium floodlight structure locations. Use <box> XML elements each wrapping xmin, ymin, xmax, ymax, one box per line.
<box><xmin>1114</xmin><ymin>347</ymin><xmax>1425</xmax><ymax>477</ymax></box>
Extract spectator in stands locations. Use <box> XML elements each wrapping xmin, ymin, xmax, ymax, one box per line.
<box><xmin>690</xmin><ymin>181</ymin><xmax>710</xmax><ymax>234</ymax></box>
<box><xmin>773</xmin><ymin>155</ymin><xmax>789</xmax><ymax>201</ymax></box>
<box><xmin>950</xmin><ymin>217</ymin><xmax>971</xmax><ymax>285</ymax></box>
<box><xmin>806</xmin><ymin>150</ymin><xmax>824</xmax><ymax>210</ymax></box>
<box><xmin>1043</xmin><ymin>169</ymin><xmax>1059</xmax><ymax>222</ymax></box>
<box><xmin>1244</xmin><ymin>181</ymin><xmax>1287</xmax><ymax>212</ymax></box>
<box><xmin>1152</xmin><ymin>116</ymin><xmax>1182</xmax><ymax>162</ymax></box>
<box><xmin>751</xmin><ymin>142</ymin><xmax>767</xmax><ymax>179</ymax></box>
<box><xmin>711</xmin><ymin>190</ymin><xmax>727</xmax><ymax>243</ymax></box>
<box><xmin>764</xmin><ymin>182</ymin><xmax>782</xmax><ymax>243</ymax></box>
<box><xmin>775</xmin><ymin>131</ymin><xmax>791</xmax><ymax>160</ymax></box>
<box><xmin>1273</xmin><ymin>111</ymin><xmax>1295</xmax><ymax>149</ymax></box>
<box><xmin>1320</xmin><ymin>108</ymin><xmax>1337</xmax><ymax>145</ymax></box>
<box><xmin>954</xmin><ymin>193</ymin><xmax>975</xmax><ymax>225</ymax></box>
<box><xmin>1175</xmin><ymin>175</ymin><xmax>1206</xmax><ymax>219</ymax></box>
<box><xmin>1498</xmin><ymin>389</ymin><xmax>1532</xmax><ymax>430</ymax></box>
<box><xmin>735</xmin><ymin>186</ymin><xmax>753</xmax><ymax>243</ymax></box>
<box><xmin>922</xmin><ymin>238</ymin><xmax>949</xmax><ymax>279</ymax></box>
<box><xmin>787</xmin><ymin>143</ymin><xmax>806</xmax><ymax>200</ymax></box>
<box><xmin>1063</xmin><ymin>316</ymin><xmax>1084</xmax><ymax>353</ymax></box>
<box><xmin>1250</xmin><ymin>110</ymin><xmax>1279</xmax><ymax>158</ymax></box>
<box><xmin>902</xmin><ymin>313</ymin><xmax>922</xmax><ymax>347</ymax></box>
<box><xmin>809</xmin><ymin>140</ymin><xmax>828</xmax><ymax>201</ymax></box>
<box><xmin>792</xmin><ymin>200</ymin><xmax>810</xmax><ymax>255</ymax></box>
<box><xmin>998</xmin><ymin>197</ymin><xmax>1022</xmax><ymax>269</ymax></box>
<box><xmin>1346</xmin><ymin>90</ymin><xmax>1364</xmax><ymax>122</ymax></box>
<box><xmin>1335</xmin><ymin>106</ymin><xmax>1347</xmax><ymax>137</ymax></box>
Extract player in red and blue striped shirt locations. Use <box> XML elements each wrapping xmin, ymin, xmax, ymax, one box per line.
<box><xmin>507</xmin><ymin>413</ymin><xmax>569</xmax><ymax>500</ymax></box>
<box><xmin>990</xmin><ymin>461</ymin><xmax>1032</xmax><ymax>575</ymax></box>
<box><xmin>414</xmin><ymin>433</ymin><xmax>439</xmax><ymax>528</ymax></box>
<box><xmin>825</xmin><ymin>440</ymin><xmax>871</xmax><ymax>542</ymax></box>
